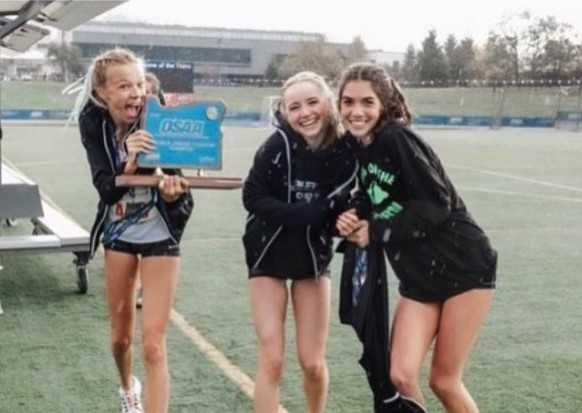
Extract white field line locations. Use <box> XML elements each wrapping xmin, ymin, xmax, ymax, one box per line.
<box><xmin>450</xmin><ymin>164</ymin><xmax>582</xmax><ymax>194</ymax></box>
<box><xmin>170</xmin><ymin>310</ymin><xmax>289</xmax><ymax>413</ymax></box>
<box><xmin>486</xmin><ymin>227</ymin><xmax>579</xmax><ymax>233</ymax></box>
<box><xmin>458</xmin><ymin>186</ymin><xmax>582</xmax><ymax>203</ymax></box>
<box><xmin>92</xmin><ymin>250</ymin><xmax>286</xmax><ymax>411</ymax></box>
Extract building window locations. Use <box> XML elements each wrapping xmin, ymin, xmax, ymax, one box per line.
<box><xmin>75</xmin><ymin>43</ymin><xmax>251</xmax><ymax>65</ymax></box>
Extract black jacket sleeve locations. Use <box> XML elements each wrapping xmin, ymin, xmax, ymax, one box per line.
<box><xmin>327</xmin><ymin>146</ymin><xmax>360</xmax><ymax>237</ymax></box>
<box><xmin>79</xmin><ymin>112</ymin><xmax>128</xmax><ymax>206</ymax></box>
<box><xmin>159</xmin><ymin>167</ymin><xmax>194</xmax><ymax>235</ymax></box>
<box><xmin>369</xmin><ymin>127</ymin><xmax>452</xmax><ymax>244</ymax></box>
<box><xmin>242</xmin><ymin>140</ymin><xmax>334</xmax><ymax>227</ymax></box>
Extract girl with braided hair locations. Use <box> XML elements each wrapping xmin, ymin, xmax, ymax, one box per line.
<box><xmin>77</xmin><ymin>48</ymin><xmax>193</xmax><ymax>413</ymax></box>
<box><xmin>336</xmin><ymin>62</ymin><xmax>497</xmax><ymax>413</ymax></box>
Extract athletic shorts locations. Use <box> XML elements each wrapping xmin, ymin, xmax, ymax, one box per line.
<box><xmin>248</xmin><ymin>269</ymin><xmax>331</xmax><ymax>281</ymax></box>
<box><xmin>103</xmin><ymin>238</ymin><xmax>180</xmax><ymax>257</ymax></box>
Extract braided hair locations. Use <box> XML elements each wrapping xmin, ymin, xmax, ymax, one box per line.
<box><xmin>71</xmin><ymin>48</ymin><xmax>144</xmax><ymax>121</ymax></box>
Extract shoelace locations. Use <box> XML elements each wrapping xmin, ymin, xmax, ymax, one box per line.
<box><xmin>120</xmin><ymin>390</ymin><xmax>143</xmax><ymax>413</ymax></box>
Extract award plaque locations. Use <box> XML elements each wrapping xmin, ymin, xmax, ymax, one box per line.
<box><xmin>115</xmin><ymin>97</ymin><xmax>242</xmax><ymax>190</ymax></box>
<box><xmin>139</xmin><ymin>97</ymin><xmax>225</xmax><ymax>169</ymax></box>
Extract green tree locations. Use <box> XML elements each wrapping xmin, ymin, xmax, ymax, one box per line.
<box><xmin>265</xmin><ymin>54</ymin><xmax>286</xmax><ymax>79</ymax></box>
<box><xmin>444</xmin><ymin>34</ymin><xmax>459</xmax><ymax>80</ymax></box>
<box><xmin>418</xmin><ymin>30</ymin><xmax>448</xmax><ymax>82</ymax></box>
<box><xmin>387</xmin><ymin>60</ymin><xmax>401</xmax><ymax>80</ymax></box>
<box><xmin>482</xmin><ymin>33</ymin><xmax>516</xmax><ymax>80</ymax></box>
<box><xmin>542</xmin><ymin>37</ymin><xmax>576</xmax><ymax>79</ymax></box>
<box><xmin>572</xmin><ymin>43</ymin><xmax>582</xmax><ymax>78</ymax></box>
<box><xmin>401</xmin><ymin>44</ymin><xmax>419</xmax><ymax>82</ymax></box>
<box><xmin>46</xmin><ymin>41</ymin><xmax>85</xmax><ymax>82</ymax></box>
<box><xmin>525</xmin><ymin>16</ymin><xmax>576</xmax><ymax>79</ymax></box>
<box><xmin>443</xmin><ymin>35</ymin><xmax>477</xmax><ymax>82</ymax></box>
<box><xmin>344</xmin><ymin>36</ymin><xmax>368</xmax><ymax>64</ymax></box>
<box><xmin>457</xmin><ymin>38</ymin><xmax>478</xmax><ymax>80</ymax></box>
<box><xmin>485</xmin><ymin>11</ymin><xmax>531</xmax><ymax>81</ymax></box>
<box><xmin>278</xmin><ymin>39</ymin><xmax>344</xmax><ymax>81</ymax></box>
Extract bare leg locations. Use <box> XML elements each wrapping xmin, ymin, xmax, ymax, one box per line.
<box><xmin>139</xmin><ymin>256</ymin><xmax>180</xmax><ymax>413</ymax></box>
<box><xmin>390</xmin><ymin>297</ymin><xmax>440</xmax><ymax>406</ymax></box>
<box><xmin>291</xmin><ymin>278</ymin><xmax>331</xmax><ymax>413</ymax></box>
<box><xmin>105</xmin><ymin>249</ymin><xmax>140</xmax><ymax>390</ymax></box>
<box><xmin>135</xmin><ymin>256</ymin><xmax>143</xmax><ymax>308</ymax></box>
<box><xmin>249</xmin><ymin>277</ymin><xmax>288</xmax><ymax>413</ymax></box>
<box><xmin>430</xmin><ymin>289</ymin><xmax>494</xmax><ymax>413</ymax></box>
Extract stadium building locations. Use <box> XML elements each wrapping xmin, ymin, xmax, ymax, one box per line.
<box><xmin>70</xmin><ymin>21</ymin><xmax>329</xmax><ymax>86</ymax></box>
<box><xmin>1</xmin><ymin>20</ymin><xmax>404</xmax><ymax>86</ymax></box>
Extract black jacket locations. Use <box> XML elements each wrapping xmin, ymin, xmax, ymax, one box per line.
<box><xmin>242</xmin><ymin>119</ymin><xmax>358</xmax><ymax>276</ymax></box>
<box><xmin>346</xmin><ymin>122</ymin><xmax>497</xmax><ymax>301</ymax></box>
<box><xmin>79</xmin><ymin>101</ymin><xmax>194</xmax><ymax>257</ymax></box>
<box><xmin>339</xmin><ymin>242</ymin><xmax>428</xmax><ymax>413</ymax></box>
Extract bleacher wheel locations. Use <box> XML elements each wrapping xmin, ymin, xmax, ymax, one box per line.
<box><xmin>77</xmin><ymin>266</ymin><xmax>88</xmax><ymax>294</ymax></box>
<box><xmin>73</xmin><ymin>253</ymin><xmax>90</xmax><ymax>294</ymax></box>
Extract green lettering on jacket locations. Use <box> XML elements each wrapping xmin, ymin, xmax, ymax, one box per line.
<box><xmin>362</xmin><ymin>162</ymin><xmax>403</xmax><ymax>221</ymax></box>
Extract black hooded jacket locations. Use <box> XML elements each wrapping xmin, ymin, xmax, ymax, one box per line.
<box><xmin>346</xmin><ymin>122</ymin><xmax>497</xmax><ymax>302</ymax></box>
<box><xmin>242</xmin><ymin>117</ymin><xmax>358</xmax><ymax>277</ymax></box>
<box><xmin>79</xmin><ymin>101</ymin><xmax>194</xmax><ymax>257</ymax></box>
<box><xmin>339</xmin><ymin>242</ymin><xmax>428</xmax><ymax>413</ymax></box>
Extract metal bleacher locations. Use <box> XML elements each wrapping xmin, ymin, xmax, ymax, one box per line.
<box><xmin>0</xmin><ymin>161</ymin><xmax>91</xmax><ymax>292</ymax></box>
<box><xmin>0</xmin><ymin>1</ymin><xmax>127</xmax><ymax>297</ymax></box>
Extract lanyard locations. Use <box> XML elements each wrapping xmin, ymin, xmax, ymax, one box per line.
<box><xmin>352</xmin><ymin>247</ymin><xmax>368</xmax><ymax>306</ymax></box>
<box><xmin>102</xmin><ymin>190</ymin><xmax>157</xmax><ymax>244</ymax></box>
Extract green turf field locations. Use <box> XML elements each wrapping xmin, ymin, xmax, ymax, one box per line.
<box><xmin>1</xmin><ymin>123</ymin><xmax>582</xmax><ymax>412</ymax></box>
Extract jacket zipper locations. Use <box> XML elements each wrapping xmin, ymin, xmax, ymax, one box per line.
<box><xmin>252</xmin><ymin>225</ymin><xmax>283</xmax><ymax>270</ymax></box>
<box><xmin>327</xmin><ymin>161</ymin><xmax>359</xmax><ymax>199</ymax></box>
<box><xmin>90</xmin><ymin>205</ymin><xmax>109</xmax><ymax>257</ymax></box>
<box><xmin>251</xmin><ymin>129</ymin><xmax>292</xmax><ymax>269</ymax></box>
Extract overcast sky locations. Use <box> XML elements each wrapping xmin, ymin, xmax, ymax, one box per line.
<box><xmin>97</xmin><ymin>0</ymin><xmax>582</xmax><ymax>52</ymax></box>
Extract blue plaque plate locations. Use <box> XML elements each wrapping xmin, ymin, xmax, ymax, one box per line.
<box><xmin>138</xmin><ymin>97</ymin><xmax>226</xmax><ymax>169</ymax></box>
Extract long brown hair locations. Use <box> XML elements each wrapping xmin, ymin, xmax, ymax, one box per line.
<box><xmin>337</xmin><ymin>62</ymin><xmax>412</xmax><ymax>131</ymax></box>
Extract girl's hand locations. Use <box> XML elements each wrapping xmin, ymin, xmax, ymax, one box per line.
<box><xmin>347</xmin><ymin>220</ymin><xmax>370</xmax><ymax>248</ymax></box>
<box><xmin>336</xmin><ymin>208</ymin><xmax>360</xmax><ymax>237</ymax></box>
<box><xmin>124</xmin><ymin>130</ymin><xmax>155</xmax><ymax>174</ymax></box>
<box><xmin>158</xmin><ymin>174</ymin><xmax>189</xmax><ymax>203</ymax></box>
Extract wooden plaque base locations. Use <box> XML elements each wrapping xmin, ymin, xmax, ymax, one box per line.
<box><xmin>115</xmin><ymin>174</ymin><xmax>243</xmax><ymax>190</ymax></box>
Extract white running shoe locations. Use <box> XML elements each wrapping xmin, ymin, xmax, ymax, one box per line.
<box><xmin>119</xmin><ymin>376</ymin><xmax>144</xmax><ymax>413</ymax></box>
